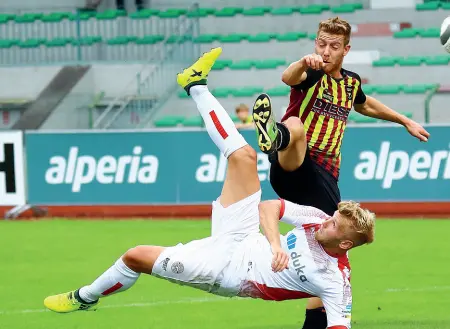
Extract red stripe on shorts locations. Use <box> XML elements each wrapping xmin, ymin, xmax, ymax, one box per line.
<box><xmin>101</xmin><ymin>282</ymin><xmax>123</xmax><ymax>296</ymax></box>
<box><xmin>209</xmin><ymin>110</ymin><xmax>229</xmax><ymax>139</ymax></box>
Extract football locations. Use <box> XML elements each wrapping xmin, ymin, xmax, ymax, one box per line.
<box><xmin>440</xmin><ymin>16</ymin><xmax>450</xmax><ymax>53</ymax></box>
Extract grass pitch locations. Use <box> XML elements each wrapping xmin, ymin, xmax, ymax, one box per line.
<box><xmin>0</xmin><ymin>218</ymin><xmax>449</xmax><ymax>329</ymax></box>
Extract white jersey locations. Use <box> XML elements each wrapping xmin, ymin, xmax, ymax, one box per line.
<box><xmin>225</xmin><ymin>200</ymin><xmax>352</xmax><ymax>329</ymax></box>
<box><xmin>153</xmin><ymin>193</ymin><xmax>352</xmax><ymax>329</ymax></box>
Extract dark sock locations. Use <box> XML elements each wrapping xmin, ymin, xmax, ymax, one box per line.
<box><xmin>275</xmin><ymin>122</ymin><xmax>290</xmax><ymax>152</ymax></box>
<box><xmin>302</xmin><ymin>307</ymin><xmax>327</xmax><ymax>329</ymax></box>
<box><xmin>74</xmin><ymin>289</ymin><xmax>97</xmax><ymax>304</ymax></box>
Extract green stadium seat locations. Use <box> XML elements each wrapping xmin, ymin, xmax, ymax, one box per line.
<box><xmin>397</xmin><ymin>56</ymin><xmax>425</xmax><ymax>66</ymax></box>
<box><xmin>361</xmin><ymin>85</ymin><xmax>375</xmax><ymax>95</ymax></box>
<box><xmin>182</xmin><ymin>116</ymin><xmax>204</xmax><ymax>127</ymax></box>
<box><xmin>0</xmin><ymin>40</ymin><xmax>13</xmax><ymax>48</ymax></box>
<box><xmin>18</xmin><ymin>39</ymin><xmax>43</xmax><ymax>48</ymax></box>
<box><xmin>154</xmin><ymin>116</ymin><xmax>184</xmax><ymax>128</ymax></box>
<box><xmin>187</xmin><ymin>9</ymin><xmax>210</xmax><ymax>17</ymax></box>
<box><xmin>242</xmin><ymin>8</ymin><xmax>266</xmax><ymax>16</ymax></box>
<box><xmin>96</xmin><ymin>10</ymin><xmax>125</xmax><ymax>20</ymax></box>
<box><xmin>72</xmin><ymin>36</ymin><xmax>102</xmax><ymax>46</ymax></box>
<box><xmin>393</xmin><ymin>29</ymin><xmax>418</xmax><ymax>38</ymax></box>
<box><xmin>419</xmin><ymin>28</ymin><xmax>440</xmax><ymax>38</ymax></box>
<box><xmin>275</xmin><ymin>32</ymin><xmax>307</xmax><ymax>41</ymax></box>
<box><xmin>166</xmin><ymin>35</ymin><xmax>191</xmax><ymax>44</ymax></box>
<box><xmin>308</xmin><ymin>33</ymin><xmax>317</xmax><ymax>40</ymax></box>
<box><xmin>211</xmin><ymin>59</ymin><xmax>233</xmax><ymax>70</ymax></box>
<box><xmin>441</xmin><ymin>3</ymin><xmax>450</xmax><ymax>9</ymax></box>
<box><xmin>158</xmin><ymin>10</ymin><xmax>182</xmax><ymax>18</ymax></box>
<box><xmin>219</xmin><ymin>34</ymin><xmax>248</xmax><ymax>43</ymax></box>
<box><xmin>372</xmin><ymin>57</ymin><xmax>399</xmax><ymax>67</ymax></box>
<box><xmin>348</xmin><ymin>112</ymin><xmax>378</xmax><ymax>123</ymax></box>
<box><xmin>401</xmin><ymin>111</ymin><xmax>413</xmax><ymax>119</ymax></box>
<box><xmin>416</xmin><ymin>2</ymin><xmax>440</xmax><ymax>10</ymax></box>
<box><xmin>129</xmin><ymin>11</ymin><xmax>153</xmax><ymax>19</ymax></box>
<box><xmin>424</xmin><ymin>55</ymin><xmax>450</xmax><ymax>65</ymax></box>
<box><xmin>46</xmin><ymin>38</ymin><xmax>71</xmax><ymax>47</ymax></box>
<box><xmin>374</xmin><ymin>85</ymin><xmax>403</xmax><ymax>94</ymax></box>
<box><xmin>403</xmin><ymin>84</ymin><xmax>438</xmax><ymax>94</ymax></box>
<box><xmin>166</xmin><ymin>8</ymin><xmax>188</xmax><ymax>15</ymax></box>
<box><xmin>41</xmin><ymin>13</ymin><xmax>69</xmax><ymax>22</ymax></box>
<box><xmin>229</xmin><ymin>60</ymin><xmax>255</xmax><ymax>69</ymax></box>
<box><xmin>298</xmin><ymin>6</ymin><xmax>323</xmax><ymax>14</ymax></box>
<box><xmin>68</xmin><ymin>13</ymin><xmax>92</xmax><ymax>21</ymax></box>
<box><xmin>194</xmin><ymin>34</ymin><xmax>220</xmax><ymax>43</ymax></box>
<box><xmin>177</xmin><ymin>90</ymin><xmax>189</xmax><ymax>98</ymax></box>
<box><xmin>266</xmin><ymin>86</ymin><xmax>291</xmax><ymax>96</ymax></box>
<box><xmin>255</xmin><ymin>59</ymin><xmax>286</xmax><ymax>69</ymax></box>
<box><xmin>247</xmin><ymin>33</ymin><xmax>273</xmax><ymax>42</ymax></box>
<box><xmin>214</xmin><ymin>8</ymin><xmax>239</xmax><ymax>17</ymax></box>
<box><xmin>136</xmin><ymin>35</ymin><xmax>164</xmax><ymax>44</ymax></box>
<box><xmin>271</xmin><ymin>7</ymin><xmax>295</xmax><ymax>15</ymax></box>
<box><xmin>211</xmin><ymin>87</ymin><xmax>234</xmax><ymax>98</ymax></box>
<box><xmin>14</xmin><ymin>14</ymin><xmax>38</xmax><ymax>23</ymax></box>
<box><xmin>232</xmin><ymin>87</ymin><xmax>263</xmax><ymax>97</ymax></box>
<box><xmin>331</xmin><ymin>5</ymin><xmax>356</xmax><ymax>13</ymax></box>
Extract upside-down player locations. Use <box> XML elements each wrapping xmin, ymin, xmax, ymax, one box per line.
<box><xmin>44</xmin><ymin>48</ymin><xmax>375</xmax><ymax>329</ymax></box>
<box><xmin>252</xmin><ymin>17</ymin><xmax>429</xmax><ymax>329</ymax></box>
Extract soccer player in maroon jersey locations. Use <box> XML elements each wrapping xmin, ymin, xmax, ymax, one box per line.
<box><xmin>252</xmin><ymin>17</ymin><xmax>430</xmax><ymax>329</ymax></box>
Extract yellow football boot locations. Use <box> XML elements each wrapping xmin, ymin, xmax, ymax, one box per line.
<box><xmin>44</xmin><ymin>290</ymin><xmax>98</xmax><ymax>313</ymax></box>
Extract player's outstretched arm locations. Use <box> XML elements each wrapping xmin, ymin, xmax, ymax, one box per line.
<box><xmin>354</xmin><ymin>96</ymin><xmax>430</xmax><ymax>142</ymax></box>
<box><xmin>258</xmin><ymin>200</ymin><xmax>289</xmax><ymax>272</ymax></box>
<box><xmin>281</xmin><ymin>55</ymin><xmax>320</xmax><ymax>86</ymax></box>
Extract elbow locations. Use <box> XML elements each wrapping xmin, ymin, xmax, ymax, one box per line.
<box><xmin>281</xmin><ymin>72</ymin><xmax>291</xmax><ymax>85</ymax></box>
<box><xmin>258</xmin><ymin>200</ymin><xmax>282</xmax><ymax>218</ymax></box>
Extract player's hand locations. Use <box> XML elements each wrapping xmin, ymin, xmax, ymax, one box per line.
<box><xmin>405</xmin><ymin>120</ymin><xmax>430</xmax><ymax>142</ymax></box>
<box><xmin>270</xmin><ymin>245</ymin><xmax>289</xmax><ymax>273</ymax></box>
<box><xmin>300</xmin><ymin>54</ymin><xmax>324</xmax><ymax>71</ymax></box>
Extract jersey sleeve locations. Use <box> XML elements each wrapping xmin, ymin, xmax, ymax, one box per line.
<box><xmin>279</xmin><ymin>199</ymin><xmax>329</xmax><ymax>227</ymax></box>
<box><xmin>353</xmin><ymin>74</ymin><xmax>366</xmax><ymax>105</ymax></box>
<box><xmin>292</xmin><ymin>68</ymin><xmax>324</xmax><ymax>91</ymax></box>
<box><xmin>321</xmin><ymin>285</ymin><xmax>352</xmax><ymax>329</ymax></box>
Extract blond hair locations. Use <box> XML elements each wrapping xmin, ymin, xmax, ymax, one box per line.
<box><xmin>318</xmin><ymin>17</ymin><xmax>352</xmax><ymax>45</ymax></box>
<box><xmin>338</xmin><ymin>201</ymin><xmax>375</xmax><ymax>247</ymax></box>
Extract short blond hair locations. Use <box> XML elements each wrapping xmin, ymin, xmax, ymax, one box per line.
<box><xmin>338</xmin><ymin>201</ymin><xmax>375</xmax><ymax>246</ymax></box>
<box><xmin>318</xmin><ymin>17</ymin><xmax>352</xmax><ymax>46</ymax></box>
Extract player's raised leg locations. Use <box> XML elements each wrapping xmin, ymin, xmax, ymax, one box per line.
<box><xmin>253</xmin><ymin>98</ymin><xmax>307</xmax><ymax>172</ymax></box>
<box><xmin>177</xmin><ymin>47</ymin><xmax>260</xmax><ymax>207</ymax></box>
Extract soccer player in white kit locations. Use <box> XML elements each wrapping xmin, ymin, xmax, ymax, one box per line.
<box><xmin>44</xmin><ymin>48</ymin><xmax>375</xmax><ymax>329</ymax></box>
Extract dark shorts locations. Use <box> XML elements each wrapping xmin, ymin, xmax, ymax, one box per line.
<box><xmin>269</xmin><ymin>150</ymin><xmax>341</xmax><ymax>216</ymax></box>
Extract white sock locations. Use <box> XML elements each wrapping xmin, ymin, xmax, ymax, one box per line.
<box><xmin>190</xmin><ymin>85</ymin><xmax>247</xmax><ymax>158</ymax></box>
<box><xmin>78</xmin><ymin>257</ymin><xmax>140</xmax><ymax>303</ymax></box>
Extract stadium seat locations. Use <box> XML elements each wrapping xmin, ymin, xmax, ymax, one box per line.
<box><xmin>271</xmin><ymin>7</ymin><xmax>295</xmax><ymax>15</ymax></box>
<box><xmin>373</xmin><ymin>85</ymin><xmax>403</xmax><ymax>94</ymax></box>
<box><xmin>331</xmin><ymin>5</ymin><xmax>356</xmax><ymax>13</ymax></box>
<box><xmin>393</xmin><ymin>29</ymin><xmax>419</xmax><ymax>38</ymax></box>
<box><xmin>416</xmin><ymin>2</ymin><xmax>440</xmax><ymax>10</ymax></box>
<box><xmin>154</xmin><ymin>115</ymin><xmax>184</xmax><ymax>127</ymax></box>
<box><xmin>242</xmin><ymin>8</ymin><xmax>267</xmax><ymax>16</ymax></box>
<box><xmin>46</xmin><ymin>38</ymin><xmax>71</xmax><ymax>47</ymax></box>
<box><xmin>211</xmin><ymin>59</ymin><xmax>232</xmax><ymax>70</ymax></box>
<box><xmin>219</xmin><ymin>33</ymin><xmax>249</xmax><ymax>43</ymax></box>
<box><xmin>397</xmin><ymin>56</ymin><xmax>425</xmax><ymax>66</ymax></box>
<box><xmin>182</xmin><ymin>115</ymin><xmax>204</xmax><ymax>127</ymax></box>
<box><xmin>348</xmin><ymin>112</ymin><xmax>378</xmax><ymax>123</ymax></box>
<box><xmin>229</xmin><ymin>60</ymin><xmax>255</xmax><ymax>70</ymax></box>
<box><xmin>362</xmin><ymin>85</ymin><xmax>375</xmax><ymax>95</ymax></box>
<box><xmin>193</xmin><ymin>34</ymin><xmax>220</xmax><ymax>43</ymax></box>
<box><xmin>255</xmin><ymin>59</ymin><xmax>286</xmax><ymax>69</ymax></box>
<box><xmin>211</xmin><ymin>87</ymin><xmax>235</xmax><ymax>98</ymax></box>
<box><xmin>419</xmin><ymin>28</ymin><xmax>440</xmax><ymax>38</ymax></box>
<box><xmin>403</xmin><ymin>84</ymin><xmax>438</xmax><ymax>93</ymax></box>
<box><xmin>232</xmin><ymin>86</ymin><xmax>264</xmax><ymax>97</ymax></box>
<box><xmin>424</xmin><ymin>55</ymin><xmax>450</xmax><ymax>65</ymax></box>
<box><xmin>298</xmin><ymin>6</ymin><xmax>324</xmax><ymax>14</ymax></box>
<box><xmin>275</xmin><ymin>32</ymin><xmax>308</xmax><ymax>42</ymax></box>
<box><xmin>372</xmin><ymin>57</ymin><xmax>399</xmax><ymax>67</ymax></box>
<box><xmin>266</xmin><ymin>86</ymin><xmax>291</xmax><ymax>96</ymax></box>
<box><xmin>247</xmin><ymin>33</ymin><xmax>273</xmax><ymax>42</ymax></box>
<box><xmin>186</xmin><ymin>8</ymin><xmax>211</xmax><ymax>17</ymax></box>
<box><xmin>135</xmin><ymin>35</ymin><xmax>164</xmax><ymax>45</ymax></box>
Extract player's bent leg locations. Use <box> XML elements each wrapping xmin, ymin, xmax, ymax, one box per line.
<box><xmin>43</xmin><ymin>245</ymin><xmax>165</xmax><ymax>313</ymax></box>
<box><xmin>277</xmin><ymin>116</ymin><xmax>308</xmax><ymax>172</ymax></box>
<box><xmin>303</xmin><ymin>298</ymin><xmax>327</xmax><ymax>329</ymax></box>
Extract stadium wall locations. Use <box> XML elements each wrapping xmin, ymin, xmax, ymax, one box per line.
<box><xmin>1</xmin><ymin>125</ymin><xmax>450</xmax><ymax>219</ymax></box>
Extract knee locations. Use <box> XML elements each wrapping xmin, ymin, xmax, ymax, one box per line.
<box><xmin>231</xmin><ymin>145</ymin><xmax>257</xmax><ymax>165</ymax></box>
<box><xmin>283</xmin><ymin>117</ymin><xmax>306</xmax><ymax>142</ymax></box>
<box><xmin>122</xmin><ymin>246</ymin><xmax>147</xmax><ymax>271</ymax></box>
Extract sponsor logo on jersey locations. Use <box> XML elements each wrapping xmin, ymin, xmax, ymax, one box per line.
<box><xmin>287</xmin><ymin>233</ymin><xmax>297</xmax><ymax>250</ymax></box>
<box><xmin>290</xmin><ymin>251</ymin><xmax>308</xmax><ymax>282</ymax></box>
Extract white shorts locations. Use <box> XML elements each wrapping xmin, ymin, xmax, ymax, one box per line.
<box><xmin>151</xmin><ymin>189</ymin><xmax>262</xmax><ymax>297</ymax></box>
